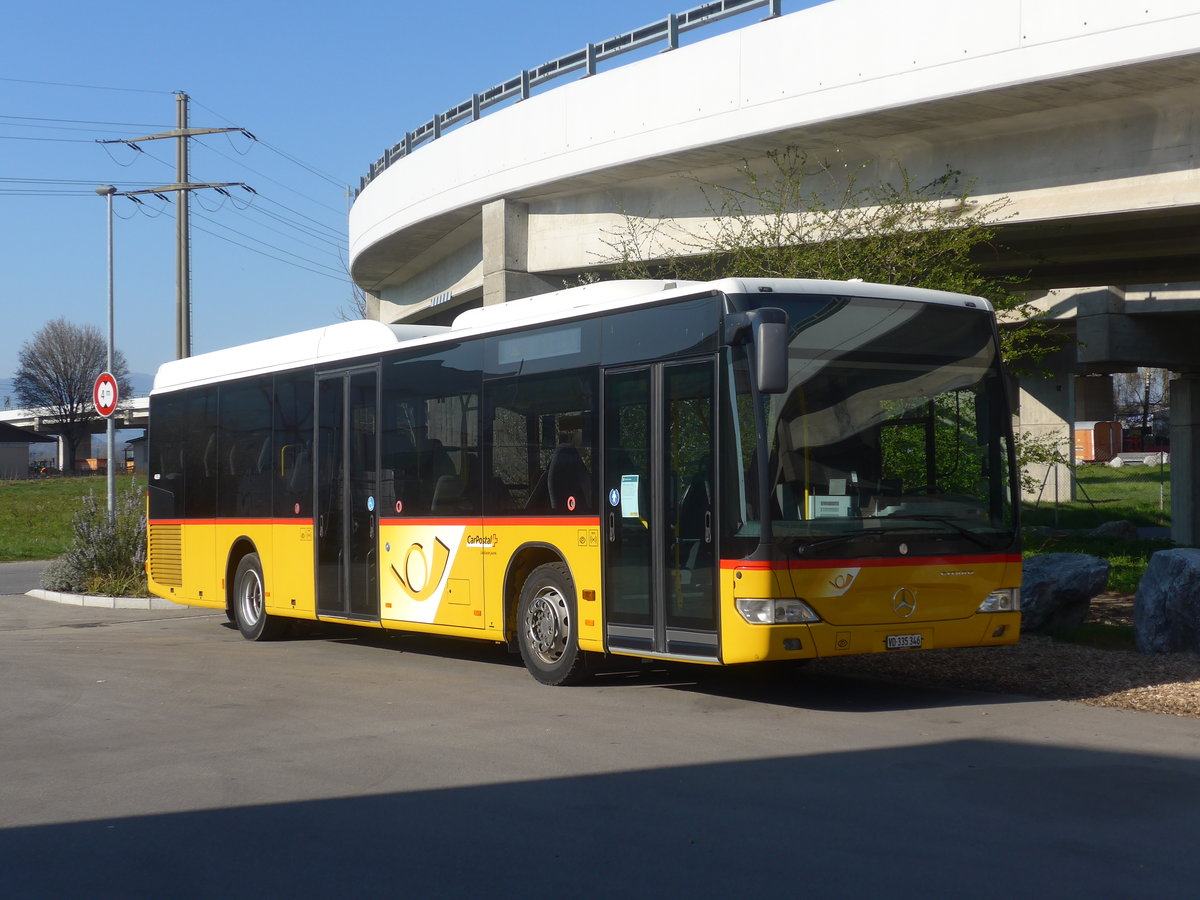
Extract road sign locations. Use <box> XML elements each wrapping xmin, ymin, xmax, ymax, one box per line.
<box><xmin>94</xmin><ymin>372</ymin><xmax>119</xmax><ymax>418</ymax></box>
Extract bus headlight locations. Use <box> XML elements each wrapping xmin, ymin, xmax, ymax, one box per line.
<box><xmin>978</xmin><ymin>588</ymin><xmax>1020</xmax><ymax>613</ymax></box>
<box><xmin>736</xmin><ymin>598</ymin><xmax>821</xmax><ymax>625</ymax></box>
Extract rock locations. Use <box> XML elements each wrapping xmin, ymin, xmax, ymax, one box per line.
<box><xmin>1108</xmin><ymin>456</ymin><xmax>1124</xmax><ymax>468</ymax></box>
<box><xmin>1021</xmin><ymin>553</ymin><xmax>1110</xmax><ymax>632</ymax></box>
<box><xmin>1089</xmin><ymin>520</ymin><xmax>1139</xmax><ymax>540</ymax></box>
<box><xmin>1135</xmin><ymin>549</ymin><xmax>1200</xmax><ymax>653</ymax></box>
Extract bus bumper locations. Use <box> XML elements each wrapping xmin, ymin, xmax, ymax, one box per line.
<box><xmin>720</xmin><ymin>612</ymin><xmax>1021</xmax><ymax>664</ymax></box>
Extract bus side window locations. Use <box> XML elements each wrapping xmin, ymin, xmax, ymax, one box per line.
<box><xmin>272</xmin><ymin>369</ymin><xmax>314</xmax><ymax>518</ymax></box>
<box><xmin>485</xmin><ymin>370</ymin><xmax>597</xmax><ymax>516</ymax></box>
<box><xmin>382</xmin><ymin>345</ymin><xmax>482</xmax><ymax>517</ymax></box>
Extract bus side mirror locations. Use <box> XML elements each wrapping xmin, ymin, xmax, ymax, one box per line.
<box><xmin>725</xmin><ymin>308</ymin><xmax>788</xmax><ymax>394</ymax></box>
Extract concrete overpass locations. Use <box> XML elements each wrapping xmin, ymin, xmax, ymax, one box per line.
<box><xmin>0</xmin><ymin>398</ymin><xmax>149</xmax><ymax>471</ymax></box>
<box><xmin>349</xmin><ymin>0</ymin><xmax>1200</xmax><ymax>543</ymax></box>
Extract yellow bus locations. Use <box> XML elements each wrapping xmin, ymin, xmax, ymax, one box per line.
<box><xmin>147</xmin><ymin>278</ymin><xmax>1021</xmax><ymax>684</ymax></box>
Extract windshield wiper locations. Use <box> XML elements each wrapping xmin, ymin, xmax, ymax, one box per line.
<box><xmin>792</xmin><ymin>531</ymin><xmax>882</xmax><ymax>556</ymax></box>
<box><xmin>878</xmin><ymin>514</ymin><xmax>996</xmax><ymax>549</ymax></box>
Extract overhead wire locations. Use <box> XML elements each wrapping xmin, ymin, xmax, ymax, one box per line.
<box><xmin>4</xmin><ymin>80</ymin><xmax>355</xmax><ymax>288</ymax></box>
<box><xmin>190</xmin><ymin>209</ymin><xmax>348</xmax><ymax>272</ymax></box>
<box><xmin>192</xmin><ymin>136</ymin><xmax>346</xmax><ymax>216</ymax></box>
<box><xmin>188</xmin><ymin>218</ymin><xmax>350</xmax><ymax>282</ymax></box>
<box><xmin>0</xmin><ymin>75</ymin><xmax>174</xmax><ymax>94</ymax></box>
<box><xmin>189</xmin><ymin>96</ymin><xmax>346</xmax><ymax>187</ymax></box>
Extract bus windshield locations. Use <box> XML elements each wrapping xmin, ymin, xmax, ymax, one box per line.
<box><xmin>725</xmin><ymin>292</ymin><xmax>1018</xmax><ymax>557</ymax></box>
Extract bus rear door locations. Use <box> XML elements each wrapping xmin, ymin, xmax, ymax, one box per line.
<box><xmin>316</xmin><ymin>367</ymin><xmax>380</xmax><ymax>620</ymax></box>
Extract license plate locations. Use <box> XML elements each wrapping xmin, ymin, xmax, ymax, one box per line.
<box><xmin>886</xmin><ymin>633</ymin><xmax>922</xmax><ymax>650</ymax></box>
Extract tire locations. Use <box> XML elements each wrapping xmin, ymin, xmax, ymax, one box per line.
<box><xmin>232</xmin><ymin>552</ymin><xmax>289</xmax><ymax>641</ymax></box>
<box><xmin>517</xmin><ymin>562</ymin><xmax>587</xmax><ymax>685</ymax></box>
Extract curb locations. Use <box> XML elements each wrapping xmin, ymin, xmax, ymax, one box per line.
<box><xmin>26</xmin><ymin>589</ymin><xmax>191</xmax><ymax>611</ymax></box>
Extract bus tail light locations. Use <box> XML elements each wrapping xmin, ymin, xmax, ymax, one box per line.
<box><xmin>978</xmin><ymin>588</ymin><xmax>1020</xmax><ymax>613</ymax></box>
<box><xmin>736</xmin><ymin>598</ymin><xmax>821</xmax><ymax>625</ymax></box>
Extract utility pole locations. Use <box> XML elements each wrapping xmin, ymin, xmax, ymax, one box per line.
<box><xmin>177</xmin><ymin>93</ymin><xmax>191</xmax><ymax>360</ymax></box>
<box><xmin>98</xmin><ymin>92</ymin><xmax>248</xmax><ymax>358</ymax></box>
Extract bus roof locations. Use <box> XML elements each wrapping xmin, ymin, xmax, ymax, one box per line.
<box><xmin>151</xmin><ymin>278</ymin><xmax>992</xmax><ymax>393</ymax></box>
<box><xmin>151</xmin><ymin>320</ymin><xmax>448</xmax><ymax>393</ymax></box>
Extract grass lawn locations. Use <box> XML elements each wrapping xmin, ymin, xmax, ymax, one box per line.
<box><xmin>1021</xmin><ymin>463</ymin><xmax>1175</xmax><ymax>595</ymax></box>
<box><xmin>0</xmin><ymin>475</ymin><xmax>139</xmax><ymax>562</ymax></box>
<box><xmin>1023</xmin><ymin>462</ymin><xmax>1171</xmax><ymax>530</ymax></box>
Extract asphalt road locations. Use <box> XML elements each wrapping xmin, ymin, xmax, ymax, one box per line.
<box><xmin>3</xmin><ymin>576</ymin><xmax>1200</xmax><ymax>898</ymax></box>
<box><xmin>0</xmin><ymin>560</ymin><xmax>47</xmax><ymax>595</ymax></box>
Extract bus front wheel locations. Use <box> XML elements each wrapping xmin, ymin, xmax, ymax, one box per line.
<box><xmin>233</xmin><ymin>552</ymin><xmax>289</xmax><ymax>641</ymax></box>
<box><xmin>517</xmin><ymin>562</ymin><xmax>587</xmax><ymax>686</ymax></box>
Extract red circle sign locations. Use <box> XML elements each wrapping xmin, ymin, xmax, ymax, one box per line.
<box><xmin>93</xmin><ymin>372</ymin><xmax>119</xmax><ymax>418</ymax></box>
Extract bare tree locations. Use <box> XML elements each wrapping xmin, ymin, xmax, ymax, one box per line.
<box><xmin>338</xmin><ymin>282</ymin><xmax>371</xmax><ymax>321</ymax></box>
<box><xmin>1114</xmin><ymin>368</ymin><xmax>1170</xmax><ymax>431</ymax></box>
<box><xmin>13</xmin><ymin>318</ymin><xmax>132</xmax><ymax>473</ymax></box>
<box><xmin>597</xmin><ymin>147</ymin><xmax>1053</xmax><ymax>371</ymax></box>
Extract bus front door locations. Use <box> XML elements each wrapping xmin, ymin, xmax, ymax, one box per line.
<box><xmin>603</xmin><ymin>359</ymin><xmax>718</xmax><ymax>660</ymax></box>
<box><xmin>316</xmin><ymin>368</ymin><xmax>380</xmax><ymax>620</ymax></box>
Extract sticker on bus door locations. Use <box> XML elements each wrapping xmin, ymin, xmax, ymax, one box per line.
<box><xmin>620</xmin><ymin>475</ymin><xmax>639</xmax><ymax>518</ymax></box>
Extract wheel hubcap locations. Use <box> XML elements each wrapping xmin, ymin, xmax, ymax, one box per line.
<box><xmin>238</xmin><ymin>569</ymin><xmax>263</xmax><ymax>625</ymax></box>
<box><xmin>526</xmin><ymin>585</ymin><xmax>568</xmax><ymax>664</ymax></box>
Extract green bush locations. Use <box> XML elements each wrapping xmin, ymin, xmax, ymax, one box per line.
<box><xmin>40</xmin><ymin>554</ymin><xmax>89</xmax><ymax>593</ymax></box>
<box><xmin>40</xmin><ymin>482</ymin><xmax>148</xmax><ymax>597</ymax></box>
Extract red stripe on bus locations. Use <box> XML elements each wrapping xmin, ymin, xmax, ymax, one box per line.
<box><xmin>148</xmin><ymin>518</ymin><xmax>314</xmax><ymax>527</ymax></box>
<box><xmin>721</xmin><ymin>553</ymin><xmax>1021</xmax><ymax>570</ymax></box>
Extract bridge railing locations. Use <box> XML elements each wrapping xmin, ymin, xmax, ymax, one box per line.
<box><xmin>357</xmin><ymin>0</ymin><xmax>783</xmax><ymax>196</ymax></box>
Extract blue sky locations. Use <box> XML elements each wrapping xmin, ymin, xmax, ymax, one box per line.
<box><xmin>2</xmin><ymin>0</ymin><xmax>821</xmax><ymax>386</ymax></box>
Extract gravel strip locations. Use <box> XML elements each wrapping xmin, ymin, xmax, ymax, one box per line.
<box><xmin>812</xmin><ymin>637</ymin><xmax>1200</xmax><ymax>717</ymax></box>
<box><xmin>810</xmin><ymin>595</ymin><xmax>1200</xmax><ymax>718</ymax></box>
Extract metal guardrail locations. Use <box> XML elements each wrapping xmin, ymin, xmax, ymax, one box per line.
<box><xmin>357</xmin><ymin>0</ymin><xmax>783</xmax><ymax>195</ymax></box>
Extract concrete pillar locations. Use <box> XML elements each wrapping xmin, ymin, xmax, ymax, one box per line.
<box><xmin>1016</xmin><ymin>347</ymin><xmax>1077</xmax><ymax>502</ymax></box>
<box><xmin>482</xmin><ymin>198</ymin><xmax>560</xmax><ymax>306</ymax></box>
<box><xmin>1075</xmin><ymin>375</ymin><xmax>1115</xmax><ymax>421</ymax></box>
<box><xmin>1169</xmin><ymin>374</ymin><xmax>1200</xmax><ymax>546</ymax></box>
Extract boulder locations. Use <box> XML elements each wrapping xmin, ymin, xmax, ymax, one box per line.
<box><xmin>1135</xmin><ymin>549</ymin><xmax>1200</xmax><ymax>653</ymax></box>
<box><xmin>1020</xmin><ymin>553</ymin><xmax>1110</xmax><ymax>632</ymax></box>
<box><xmin>1089</xmin><ymin>520</ymin><xmax>1139</xmax><ymax>540</ymax></box>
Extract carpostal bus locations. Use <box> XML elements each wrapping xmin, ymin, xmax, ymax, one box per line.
<box><xmin>146</xmin><ymin>278</ymin><xmax>1021</xmax><ymax>684</ymax></box>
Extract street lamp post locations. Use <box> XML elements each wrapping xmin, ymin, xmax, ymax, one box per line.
<box><xmin>96</xmin><ymin>185</ymin><xmax>117</xmax><ymax>523</ymax></box>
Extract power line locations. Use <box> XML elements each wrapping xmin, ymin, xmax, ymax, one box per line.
<box><xmin>252</xmin><ymin>137</ymin><xmax>347</xmax><ymax>189</ymax></box>
<box><xmin>130</xmin><ymin>139</ymin><xmax>347</xmax><ymax>242</ymax></box>
<box><xmin>239</xmin><ymin>202</ymin><xmax>348</xmax><ymax>249</ymax></box>
<box><xmin>0</xmin><ymin>177</ymin><xmax>163</xmax><ymax>186</ymax></box>
<box><xmin>108</xmin><ymin>139</ymin><xmax>348</xmax><ymax>255</ymax></box>
<box><xmin>0</xmin><ymin>75</ymin><xmax>173</xmax><ymax>94</ymax></box>
<box><xmin>188</xmin><ymin>218</ymin><xmax>350</xmax><ymax>282</ymax></box>
<box><xmin>189</xmin><ymin>95</ymin><xmax>346</xmax><ymax>187</ymax></box>
<box><xmin>0</xmin><ymin>113</ymin><xmax>171</xmax><ymax>129</ymax></box>
<box><xmin>0</xmin><ymin>121</ymin><xmax>160</xmax><ymax>137</ymax></box>
<box><xmin>192</xmin><ymin>137</ymin><xmax>346</xmax><ymax>215</ymax></box>
<box><xmin>0</xmin><ymin>188</ymin><xmax>96</xmax><ymax>196</ymax></box>
<box><xmin>0</xmin><ymin>134</ymin><xmax>99</xmax><ymax>143</ymax></box>
<box><xmin>191</xmin><ymin>208</ymin><xmax>348</xmax><ymax>272</ymax></box>
<box><xmin>251</xmin><ymin>194</ymin><xmax>348</xmax><ymax>240</ymax></box>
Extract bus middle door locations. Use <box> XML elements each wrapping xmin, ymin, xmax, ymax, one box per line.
<box><xmin>602</xmin><ymin>358</ymin><xmax>717</xmax><ymax>661</ymax></box>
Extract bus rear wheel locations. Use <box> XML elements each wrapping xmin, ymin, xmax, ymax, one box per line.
<box><xmin>517</xmin><ymin>562</ymin><xmax>587</xmax><ymax>685</ymax></box>
<box><xmin>233</xmin><ymin>552</ymin><xmax>289</xmax><ymax>641</ymax></box>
